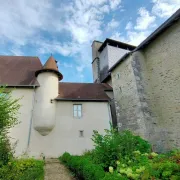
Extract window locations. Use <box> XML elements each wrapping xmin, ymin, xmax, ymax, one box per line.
<box><xmin>116</xmin><ymin>73</ymin><xmax>120</xmax><ymax>80</ymax></box>
<box><xmin>79</xmin><ymin>130</ymin><xmax>84</xmax><ymax>137</ymax></box>
<box><xmin>73</xmin><ymin>104</ymin><xmax>82</xmax><ymax>118</ymax></box>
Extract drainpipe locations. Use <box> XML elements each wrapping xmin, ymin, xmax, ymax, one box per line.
<box><xmin>26</xmin><ymin>85</ymin><xmax>36</xmax><ymax>152</ymax></box>
<box><xmin>107</xmin><ymin>101</ymin><xmax>112</xmax><ymax>127</ymax></box>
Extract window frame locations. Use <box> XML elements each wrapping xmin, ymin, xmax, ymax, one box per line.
<box><xmin>73</xmin><ymin>104</ymin><xmax>82</xmax><ymax>119</ymax></box>
<box><xmin>79</xmin><ymin>130</ymin><xmax>84</xmax><ymax>137</ymax></box>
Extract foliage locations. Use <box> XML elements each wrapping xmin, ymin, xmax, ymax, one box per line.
<box><xmin>60</xmin><ymin>128</ymin><xmax>179</xmax><ymax>180</ymax></box>
<box><xmin>0</xmin><ymin>158</ymin><xmax>44</xmax><ymax>180</ymax></box>
<box><xmin>91</xmin><ymin>127</ymin><xmax>151</xmax><ymax>169</ymax></box>
<box><xmin>105</xmin><ymin>150</ymin><xmax>180</xmax><ymax>180</ymax></box>
<box><xmin>60</xmin><ymin>152</ymin><xmax>105</xmax><ymax>180</ymax></box>
<box><xmin>0</xmin><ymin>87</ymin><xmax>20</xmax><ymax>166</ymax></box>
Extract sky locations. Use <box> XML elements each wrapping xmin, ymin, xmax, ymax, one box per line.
<box><xmin>0</xmin><ymin>0</ymin><xmax>180</xmax><ymax>83</ymax></box>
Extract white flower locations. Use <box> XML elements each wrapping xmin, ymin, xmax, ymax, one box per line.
<box><xmin>109</xmin><ymin>166</ymin><xmax>114</xmax><ymax>173</ymax></box>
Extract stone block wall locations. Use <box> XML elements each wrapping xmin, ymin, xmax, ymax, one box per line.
<box><xmin>111</xmin><ymin>20</ymin><xmax>180</xmax><ymax>152</ymax></box>
<box><xmin>111</xmin><ymin>55</ymin><xmax>147</xmax><ymax>138</ymax></box>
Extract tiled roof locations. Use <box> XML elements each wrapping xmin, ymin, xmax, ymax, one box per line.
<box><xmin>35</xmin><ymin>56</ymin><xmax>63</xmax><ymax>81</ymax></box>
<box><xmin>56</xmin><ymin>82</ymin><xmax>112</xmax><ymax>101</ymax></box>
<box><xmin>0</xmin><ymin>56</ymin><xmax>42</xmax><ymax>86</ymax></box>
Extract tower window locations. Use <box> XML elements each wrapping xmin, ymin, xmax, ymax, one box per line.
<box><xmin>79</xmin><ymin>130</ymin><xmax>84</xmax><ymax>137</ymax></box>
<box><xmin>116</xmin><ymin>73</ymin><xmax>120</xmax><ymax>80</ymax></box>
<box><xmin>73</xmin><ymin>104</ymin><xmax>82</xmax><ymax>118</ymax></box>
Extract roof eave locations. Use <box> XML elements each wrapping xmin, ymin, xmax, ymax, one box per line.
<box><xmin>55</xmin><ymin>98</ymin><xmax>109</xmax><ymax>102</ymax></box>
<box><xmin>0</xmin><ymin>85</ymin><xmax>39</xmax><ymax>88</ymax></box>
<box><xmin>98</xmin><ymin>38</ymin><xmax>136</xmax><ymax>52</ymax></box>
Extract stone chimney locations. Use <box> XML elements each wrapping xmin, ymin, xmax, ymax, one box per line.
<box><xmin>91</xmin><ymin>41</ymin><xmax>102</xmax><ymax>83</ymax></box>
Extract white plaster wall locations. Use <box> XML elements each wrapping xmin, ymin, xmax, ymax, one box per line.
<box><xmin>107</xmin><ymin>45</ymin><xmax>129</xmax><ymax>68</ymax></box>
<box><xmin>33</xmin><ymin>72</ymin><xmax>59</xmax><ymax>135</ymax></box>
<box><xmin>9</xmin><ymin>88</ymin><xmax>34</xmax><ymax>157</ymax></box>
<box><xmin>28</xmin><ymin>101</ymin><xmax>111</xmax><ymax>158</ymax></box>
<box><xmin>99</xmin><ymin>45</ymin><xmax>109</xmax><ymax>71</ymax></box>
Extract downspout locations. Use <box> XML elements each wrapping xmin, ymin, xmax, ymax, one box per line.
<box><xmin>107</xmin><ymin>101</ymin><xmax>112</xmax><ymax>127</ymax></box>
<box><xmin>26</xmin><ymin>85</ymin><xmax>36</xmax><ymax>152</ymax></box>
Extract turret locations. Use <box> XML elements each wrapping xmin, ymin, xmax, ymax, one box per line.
<box><xmin>33</xmin><ymin>56</ymin><xmax>63</xmax><ymax>136</ymax></box>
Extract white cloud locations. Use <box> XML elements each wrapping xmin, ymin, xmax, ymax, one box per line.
<box><xmin>125</xmin><ymin>22</ymin><xmax>133</xmax><ymax>30</ymax></box>
<box><xmin>152</xmin><ymin>0</ymin><xmax>180</xmax><ymax>18</ymax></box>
<box><xmin>62</xmin><ymin>63</ymin><xmax>73</xmax><ymax>68</ymax></box>
<box><xmin>76</xmin><ymin>65</ymin><xmax>85</xmax><ymax>72</ymax></box>
<box><xmin>107</xmin><ymin>19</ymin><xmax>120</xmax><ymax>30</ymax></box>
<box><xmin>100</xmin><ymin>5</ymin><xmax>110</xmax><ymax>13</ymax></box>
<box><xmin>10</xmin><ymin>47</ymin><xmax>24</xmax><ymax>56</ymax></box>
<box><xmin>110</xmin><ymin>32</ymin><xmax>121</xmax><ymax>41</ymax></box>
<box><xmin>127</xmin><ymin>31</ymin><xmax>149</xmax><ymax>45</ymax></box>
<box><xmin>109</xmin><ymin>0</ymin><xmax>122</xmax><ymax>10</ymax></box>
<box><xmin>135</xmin><ymin>7</ymin><xmax>156</xmax><ymax>30</ymax></box>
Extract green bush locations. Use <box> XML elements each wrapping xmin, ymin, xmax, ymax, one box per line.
<box><xmin>60</xmin><ymin>129</ymin><xmax>179</xmax><ymax>180</ymax></box>
<box><xmin>0</xmin><ymin>158</ymin><xmax>44</xmax><ymax>180</ymax></box>
<box><xmin>106</xmin><ymin>150</ymin><xmax>180</xmax><ymax>180</ymax></box>
<box><xmin>60</xmin><ymin>152</ymin><xmax>105</xmax><ymax>180</ymax></box>
<box><xmin>91</xmin><ymin>127</ymin><xmax>151</xmax><ymax>169</ymax></box>
<box><xmin>0</xmin><ymin>87</ymin><xmax>20</xmax><ymax>165</ymax></box>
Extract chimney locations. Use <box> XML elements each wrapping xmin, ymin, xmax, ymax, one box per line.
<box><xmin>92</xmin><ymin>41</ymin><xmax>102</xmax><ymax>83</ymax></box>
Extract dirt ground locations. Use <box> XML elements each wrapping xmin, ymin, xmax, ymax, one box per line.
<box><xmin>44</xmin><ymin>159</ymin><xmax>76</xmax><ymax>180</ymax></box>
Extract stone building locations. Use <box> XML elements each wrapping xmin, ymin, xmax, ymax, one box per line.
<box><xmin>92</xmin><ymin>9</ymin><xmax>180</xmax><ymax>152</ymax></box>
<box><xmin>0</xmin><ymin>56</ymin><xmax>113</xmax><ymax>158</ymax></box>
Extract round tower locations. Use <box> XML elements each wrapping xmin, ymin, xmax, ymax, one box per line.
<box><xmin>33</xmin><ymin>56</ymin><xmax>63</xmax><ymax>136</ymax></box>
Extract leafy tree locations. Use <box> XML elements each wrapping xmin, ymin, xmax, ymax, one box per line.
<box><xmin>0</xmin><ymin>87</ymin><xmax>20</xmax><ymax>166</ymax></box>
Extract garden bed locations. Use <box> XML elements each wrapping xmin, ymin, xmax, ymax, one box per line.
<box><xmin>60</xmin><ymin>129</ymin><xmax>180</xmax><ymax>180</ymax></box>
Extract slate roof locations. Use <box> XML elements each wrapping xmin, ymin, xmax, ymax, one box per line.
<box><xmin>0</xmin><ymin>55</ymin><xmax>112</xmax><ymax>101</ymax></box>
<box><xmin>98</xmin><ymin>38</ymin><xmax>136</xmax><ymax>53</ymax></box>
<box><xmin>0</xmin><ymin>56</ymin><xmax>42</xmax><ymax>86</ymax></box>
<box><xmin>56</xmin><ymin>82</ymin><xmax>112</xmax><ymax>101</ymax></box>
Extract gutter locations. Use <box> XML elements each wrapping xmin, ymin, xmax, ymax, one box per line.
<box><xmin>26</xmin><ymin>85</ymin><xmax>36</xmax><ymax>151</ymax></box>
<box><xmin>55</xmin><ymin>98</ymin><xmax>109</xmax><ymax>102</ymax></box>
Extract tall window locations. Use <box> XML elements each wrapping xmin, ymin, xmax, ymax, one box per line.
<box><xmin>73</xmin><ymin>104</ymin><xmax>82</xmax><ymax>118</ymax></box>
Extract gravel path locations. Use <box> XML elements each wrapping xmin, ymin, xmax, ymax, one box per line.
<box><xmin>44</xmin><ymin>159</ymin><xmax>76</xmax><ymax>180</ymax></box>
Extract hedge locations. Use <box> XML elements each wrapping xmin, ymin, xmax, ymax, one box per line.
<box><xmin>59</xmin><ymin>152</ymin><xmax>105</xmax><ymax>180</ymax></box>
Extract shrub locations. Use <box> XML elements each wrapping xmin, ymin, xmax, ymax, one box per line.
<box><xmin>60</xmin><ymin>153</ymin><xmax>105</xmax><ymax>180</ymax></box>
<box><xmin>102</xmin><ymin>172</ymin><xmax>128</xmax><ymax>180</ymax></box>
<box><xmin>0</xmin><ymin>87</ymin><xmax>20</xmax><ymax>165</ymax></box>
<box><xmin>105</xmin><ymin>150</ymin><xmax>180</xmax><ymax>180</ymax></box>
<box><xmin>0</xmin><ymin>158</ymin><xmax>44</xmax><ymax>180</ymax></box>
<box><xmin>91</xmin><ymin>127</ymin><xmax>151</xmax><ymax>169</ymax></box>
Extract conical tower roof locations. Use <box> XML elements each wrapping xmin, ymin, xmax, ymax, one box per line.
<box><xmin>35</xmin><ymin>56</ymin><xmax>63</xmax><ymax>81</ymax></box>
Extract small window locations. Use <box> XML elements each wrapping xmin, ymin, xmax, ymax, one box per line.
<box><xmin>73</xmin><ymin>104</ymin><xmax>82</xmax><ymax>118</ymax></box>
<box><xmin>79</xmin><ymin>130</ymin><xmax>84</xmax><ymax>137</ymax></box>
<box><xmin>116</xmin><ymin>73</ymin><xmax>120</xmax><ymax>80</ymax></box>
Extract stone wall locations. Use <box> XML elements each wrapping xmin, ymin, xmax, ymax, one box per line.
<box><xmin>111</xmin><ymin>55</ymin><xmax>147</xmax><ymax>138</ymax></box>
<box><xmin>111</xmin><ymin>19</ymin><xmax>180</xmax><ymax>152</ymax></box>
<box><xmin>142</xmin><ymin>20</ymin><xmax>180</xmax><ymax>151</ymax></box>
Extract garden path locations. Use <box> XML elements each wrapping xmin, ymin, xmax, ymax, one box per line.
<box><xmin>44</xmin><ymin>159</ymin><xmax>76</xmax><ymax>180</ymax></box>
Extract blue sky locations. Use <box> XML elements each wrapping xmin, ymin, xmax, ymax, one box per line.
<box><xmin>0</xmin><ymin>0</ymin><xmax>180</xmax><ymax>82</ymax></box>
